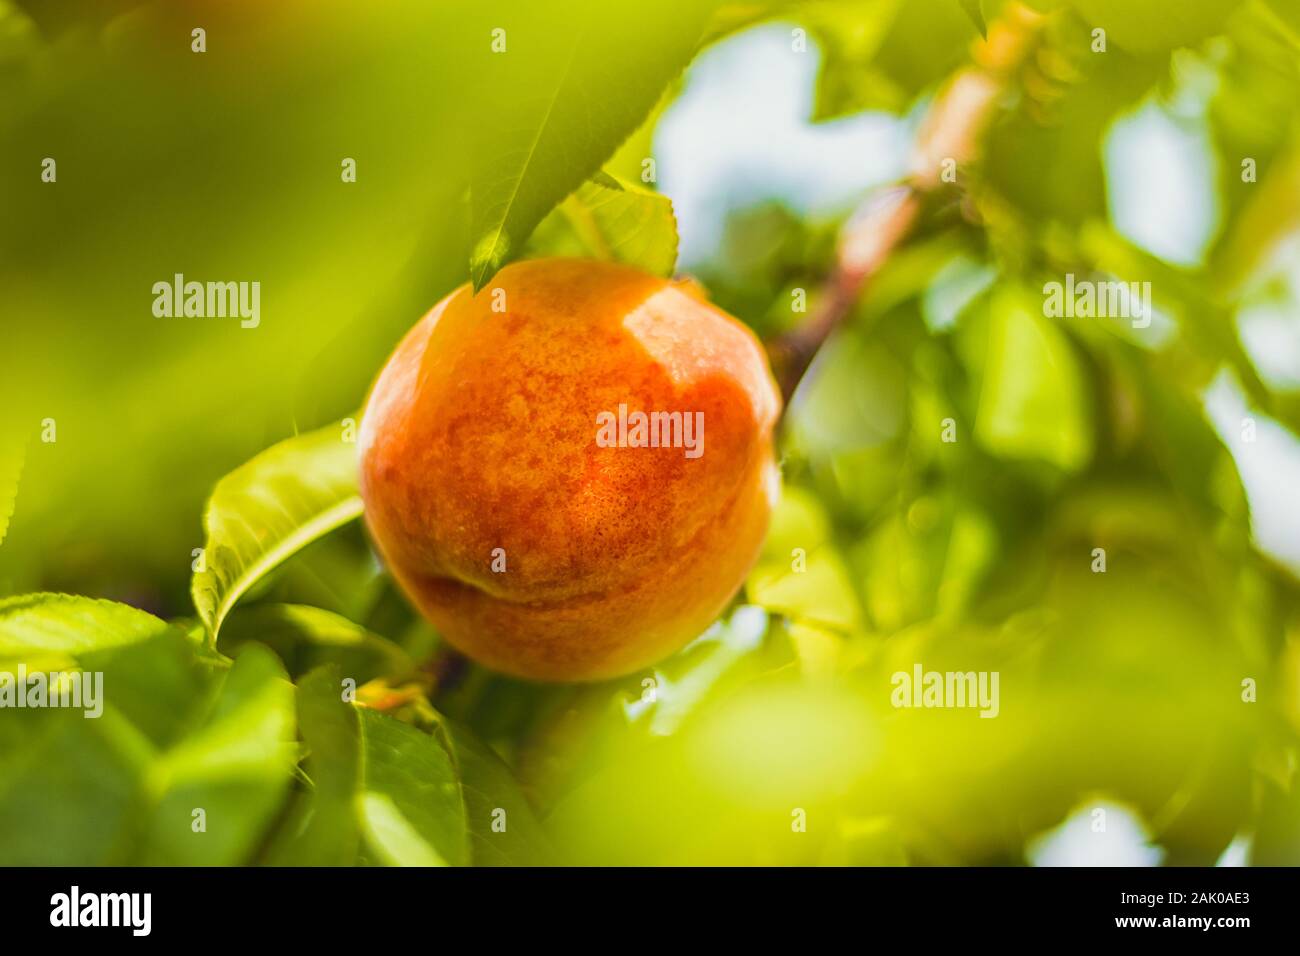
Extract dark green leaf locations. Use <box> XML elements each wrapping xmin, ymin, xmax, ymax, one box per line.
<box><xmin>221</xmin><ymin>604</ymin><xmax>414</xmax><ymax>684</ymax></box>
<box><xmin>438</xmin><ymin>719</ymin><xmax>554</xmax><ymax>866</ymax></box>
<box><xmin>357</xmin><ymin>709</ymin><xmax>467</xmax><ymax>866</ymax></box>
<box><xmin>264</xmin><ymin>665</ymin><xmax>362</xmax><ymax>866</ymax></box>
<box><xmin>958</xmin><ymin>0</ymin><xmax>987</xmax><ymax>38</ymax></box>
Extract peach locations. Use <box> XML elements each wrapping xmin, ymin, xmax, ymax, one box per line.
<box><xmin>358</xmin><ymin>258</ymin><xmax>782</xmax><ymax>681</ymax></box>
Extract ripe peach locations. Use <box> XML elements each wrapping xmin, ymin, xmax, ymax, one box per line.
<box><xmin>358</xmin><ymin>258</ymin><xmax>782</xmax><ymax>681</ymax></box>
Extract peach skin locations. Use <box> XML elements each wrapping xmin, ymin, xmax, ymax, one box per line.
<box><xmin>359</xmin><ymin>258</ymin><xmax>782</xmax><ymax>681</ymax></box>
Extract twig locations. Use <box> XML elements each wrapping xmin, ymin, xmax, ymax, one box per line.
<box><xmin>767</xmin><ymin>3</ymin><xmax>1046</xmax><ymax>402</ymax></box>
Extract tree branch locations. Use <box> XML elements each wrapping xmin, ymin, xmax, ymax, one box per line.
<box><xmin>767</xmin><ymin>3</ymin><xmax>1046</xmax><ymax>402</ymax></box>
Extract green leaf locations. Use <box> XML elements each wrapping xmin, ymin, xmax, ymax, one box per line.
<box><xmin>809</xmin><ymin>0</ymin><xmax>979</xmax><ymax>120</ymax></box>
<box><xmin>528</xmin><ymin>172</ymin><xmax>679</xmax><ymax>277</ymax></box>
<box><xmin>820</xmin><ymin>816</ymin><xmax>910</xmax><ymax>865</ymax></box>
<box><xmin>220</xmin><ymin>604</ymin><xmax>414</xmax><ymax>684</ymax></box>
<box><xmin>703</xmin><ymin>1</ymin><xmax>807</xmax><ymax>45</ymax></box>
<box><xmin>978</xmin><ymin>18</ymin><xmax>1167</xmax><ymax>230</ymax></box>
<box><xmin>138</xmin><ymin>644</ymin><xmax>297</xmax><ymax>865</ymax></box>
<box><xmin>0</xmin><ymin>592</ymin><xmax>174</xmax><ymax>658</ymax></box>
<box><xmin>79</xmin><ymin>631</ymin><xmax>217</xmax><ymax>748</ymax></box>
<box><xmin>518</xmin><ymin>606</ymin><xmax>793</xmax><ymax>811</ymax></box>
<box><xmin>1068</xmin><ymin>0</ymin><xmax>1237</xmax><ymax>53</ymax></box>
<box><xmin>1251</xmin><ymin>778</ymin><xmax>1300</xmax><ymax>865</ymax></box>
<box><xmin>1261</xmin><ymin>0</ymin><xmax>1300</xmax><ymax>47</ymax></box>
<box><xmin>264</xmin><ymin>665</ymin><xmax>362</xmax><ymax>866</ymax></box>
<box><xmin>357</xmin><ymin>709</ymin><xmax>467</xmax><ymax>866</ymax></box>
<box><xmin>468</xmin><ymin>0</ymin><xmax>717</xmax><ymax>290</ymax></box>
<box><xmin>958</xmin><ymin>0</ymin><xmax>987</xmax><ymax>38</ymax></box>
<box><xmin>437</xmin><ymin>719</ymin><xmax>554</xmax><ymax>866</ymax></box>
<box><xmin>748</xmin><ymin>489</ymin><xmax>862</xmax><ymax>632</ymax></box>
<box><xmin>191</xmin><ymin>421</ymin><xmax>363</xmax><ymax>641</ymax></box>
<box><xmin>0</xmin><ymin>626</ymin><xmax>227</xmax><ymax>865</ymax></box>
<box><xmin>0</xmin><ymin>707</ymin><xmax>148</xmax><ymax>865</ymax></box>
<box><xmin>0</xmin><ymin>433</ymin><xmax>21</xmax><ymax>549</ymax></box>
<box><xmin>973</xmin><ymin>287</ymin><xmax>1093</xmax><ymax>471</ymax></box>
<box><xmin>268</xmin><ymin>671</ymin><xmax>542</xmax><ymax>866</ymax></box>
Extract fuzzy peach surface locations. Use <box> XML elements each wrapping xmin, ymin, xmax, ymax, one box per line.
<box><xmin>359</xmin><ymin>258</ymin><xmax>782</xmax><ymax>681</ymax></box>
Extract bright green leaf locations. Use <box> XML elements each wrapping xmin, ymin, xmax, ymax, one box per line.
<box><xmin>191</xmin><ymin>421</ymin><xmax>363</xmax><ymax>640</ymax></box>
<box><xmin>748</xmin><ymin>489</ymin><xmax>862</xmax><ymax>631</ymax></box>
<box><xmin>974</xmin><ymin>288</ymin><xmax>1093</xmax><ymax>471</ymax></box>
<box><xmin>359</xmin><ymin>792</ymin><xmax>447</xmax><ymax>866</ymax></box>
<box><xmin>0</xmin><ymin>432</ymin><xmax>21</xmax><ymax>549</ymax></box>
<box><xmin>529</xmin><ymin>172</ymin><xmax>679</xmax><ymax>277</ymax></box>
<box><xmin>1069</xmin><ymin>0</ymin><xmax>1237</xmax><ymax>53</ymax></box>
<box><xmin>0</xmin><ymin>592</ymin><xmax>173</xmax><ymax>658</ymax></box>
<box><xmin>1261</xmin><ymin>0</ymin><xmax>1300</xmax><ymax>47</ymax></box>
<box><xmin>468</xmin><ymin>0</ymin><xmax>716</xmax><ymax>289</ymax></box>
<box><xmin>704</xmin><ymin>1</ymin><xmax>806</xmax><ymax>45</ymax></box>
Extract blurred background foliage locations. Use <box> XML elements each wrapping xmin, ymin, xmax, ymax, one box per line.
<box><xmin>2</xmin><ymin>0</ymin><xmax>1300</xmax><ymax>866</ymax></box>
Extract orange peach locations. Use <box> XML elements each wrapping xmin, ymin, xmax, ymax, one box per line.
<box><xmin>358</xmin><ymin>258</ymin><xmax>781</xmax><ymax>681</ymax></box>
